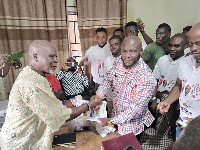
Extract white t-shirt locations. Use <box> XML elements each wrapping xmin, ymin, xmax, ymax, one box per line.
<box><xmin>184</xmin><ymin>47</ymin><xmax>190</xmax><ymax>55</ymax></box>
<box><xmin>83</xmin><ymin>43</ymin><xmax>112</xmax><ymax>84</ymax></box>
<box><xmin>178</xmin><ymin>55</ymin><xmax>200</xmax><ymax>122</ymax></box>
<box><xmin>104</xmin><ymin>55</ymin><xmax>119</xmax><ymax>74</ymax></box>
<box><xmin>153</xmin><ymin>55</ymin><xmax>184</xmax><ymax>92</ymax></box>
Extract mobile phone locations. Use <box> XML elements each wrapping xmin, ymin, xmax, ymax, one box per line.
<box><xmin>74</xmin><ymin>126</ymin><xmax>91</xmax><ymax>132</ymax></box>
<box><xmin>124</xmin><ymin>145</ymin><xmax>137</xmax><ymax>150</ymax></box>
<box><xmin>176</xmin><ymin>120</ymin><xmax>187</xmax><ymax>127</ymax></box>
<box><xmin>66</xmin><ymin>62</ymin><xmax>78</xmax><ymax>67</ymax></box>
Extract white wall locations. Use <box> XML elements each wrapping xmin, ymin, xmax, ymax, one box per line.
<box><xmin>127</xmin><ymin>0</ymin><xmax>200</xmax><ymax>41</ymax></box>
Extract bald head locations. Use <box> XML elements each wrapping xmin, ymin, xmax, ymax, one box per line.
<box><xmin>121</xmin><ymin>36</ymin><xmax>142</xmax><ymax>69</ymax></box>
<box><xmin>122</xmin><ymin>36</ymin><xmax>142</xmax><ymax>51</ymax></box>
<box><xmin>28</xmin><ymin>40</ymin><xmax>58</xmax><ymax>75</ymax></box>
<box><xmin>188</xmin><ymin>23</ymin><xmax>200</xmax><ymax>62</ymax></box>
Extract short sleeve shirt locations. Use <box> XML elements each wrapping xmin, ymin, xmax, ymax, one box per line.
<box><xmin>83</xmin><ymin>43</ymin><xmax>112</xmax><ymax>84</ymax></box>
<box><xmin>178</xmin><ymin>55</ymin><xmax>200</xmax><ymax>123</ymax></box>
<box><xmin>142</xmin><ymin>42</ymin><xmax>165</xmax><ymax>71</ymax></box>
<box><xmin>153</xmin><ymin>55</ymin><xmax>184</xmax><ymax>92</ymax></box>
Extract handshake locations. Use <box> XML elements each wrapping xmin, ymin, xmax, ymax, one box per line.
<box><xmin>87</xmin><ymin>95</ymin><xmax>103</xmax><ymax>110</ymax></box>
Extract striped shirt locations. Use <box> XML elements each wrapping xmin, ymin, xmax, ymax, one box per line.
<box><xmin>97</xmin><ymin>57</ymin><xmax>156</xmax><ymax>135</ymax></box>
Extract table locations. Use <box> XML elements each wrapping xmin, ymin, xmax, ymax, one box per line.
<box><xmin>53</xmin><ymin>117</ymin><xmax>120</xmax><ymax>150</ymax></box>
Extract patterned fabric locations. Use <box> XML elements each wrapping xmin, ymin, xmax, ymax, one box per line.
<box><xmin>0</xmin><ymin>66</ymin><xmax>72</xmax><ymax>150</ymax></box>
<box><xmin>56</xmin><ymin>70</ymin><xmax>89</xmax><ymax>97</ymax></box>
<box><xmin>97</xmin><ymin>57</ymin><xmax>157</xmax><ymax>135</ymax></box>
<box><xmin>141</xmin><ymin>42</ymin><xmax>165</xmax><ymax>71</ymax></box>
<box><xmin>153</xmin><ymin>55</ymin><xmax>184</xmax><ymax>92</ymax></box>
<box><xmin>76</xmin><ymin>0</ymin><xmax>127</xmax><ymax>55</ymax></box>
<box><xmin>178</xmin><ymin>55</ymin><xmax>200</xmax><ymax>122</ymax></box>
<box><xmin>0</xmin><ymin>0</ymin><xmax>71</xmax><ymax>99</ymax></box>
<box><xmin>140</xmin><ymin>128</ymin><xmax>173</xmax><ymax>150</ymax></box>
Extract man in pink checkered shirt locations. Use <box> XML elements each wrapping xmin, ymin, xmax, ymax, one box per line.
<box><xmin>97</xmin><ymin>35</ymin><xmax>157</xmax><ymax>140</ymax></box>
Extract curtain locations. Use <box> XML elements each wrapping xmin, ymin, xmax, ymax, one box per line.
<box><xmin>76</xmin><ymin>0</ymin><xmax>127</xmax><ymax>55</ymax></box>
<box><xmin>0</xmin><ymin>0</ymin><xmax>71</xmax><ymax>98</ymax></box>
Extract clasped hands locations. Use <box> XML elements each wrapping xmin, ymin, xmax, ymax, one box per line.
<box><xmin>88</xmin><ymin>95</ymin><xmax>111</xmax><ymax>127</ymax></box>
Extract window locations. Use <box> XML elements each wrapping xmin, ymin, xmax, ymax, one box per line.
<box><xmin>67</xmin><ymin>3</ymin><xmax>82</xmax><ymax>63</ymax></box>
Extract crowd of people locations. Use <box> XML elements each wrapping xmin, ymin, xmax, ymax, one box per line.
<box><xmin>0</xmin><ymin>21</ymin><xmax>200</xmax><ymax>150</ymax></box>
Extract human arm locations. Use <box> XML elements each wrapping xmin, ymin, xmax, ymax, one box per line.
<box><xmin>78</xmin><ymin>67</ymin><xmax>89</xmax><ymax>88</ymax></box>
<box><xmin>21</xmin><ymin>80</ymin><xmax>101</xmax><ymax>132</ymax></box>
<box><xmin>157</xmin><ymin>78</ymin><xmax>182</xmax><ymax>114</ymax></box>
<box><xmin>0</xmin><ymin>53</ymin><xmax>11</xmax><ymax>77</ymax></box>
<box><xmin>141</xmin><ymin>44</ymin><xmax>153</xmax><ymax>64</ymax></box>
<box><xmin>137</xmin><ymin>22</ymin><xmax>154</xmax><ymax>45</ymax></box>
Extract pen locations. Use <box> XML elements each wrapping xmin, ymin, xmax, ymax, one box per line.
<box><xmin>57</xmin><ymin>144</ymin><xmax>75</xmax><ymax>148</ymax></box>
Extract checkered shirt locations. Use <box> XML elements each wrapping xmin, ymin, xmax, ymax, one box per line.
<box><xmin>97</xmin><ymin>57</ymin><xmax>156</xmax><ymax>135</ymax></box>
<box><xmin>56</xmin><ymin>71</ymin><xmax>89</xmax><ymax>97</ymax></box>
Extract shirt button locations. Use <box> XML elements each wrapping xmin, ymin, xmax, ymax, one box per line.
<box><xmin>117</xmin><ymin>91</ymin><xmax>119</xmax><ymax>93</ymax></box>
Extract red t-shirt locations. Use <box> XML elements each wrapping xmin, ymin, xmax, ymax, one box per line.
<box><xmin>45</xmin><ymin>74</ymin><xmax>61</xmax><ymax>91</ymax></box>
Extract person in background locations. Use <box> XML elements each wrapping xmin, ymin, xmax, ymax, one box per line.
<box><xmin>113</xmin><ymin>28</ymin><xmax>125</xmax><ymax>41</ymax></box>
<box><xmin>125</xmin><ymin>21</ymin><xmax>153</xmax><ymax>50</ymax></box>
<box><xmin>95</xmin><ymin>36</ymin><xmax>156</xmax><ymax>141</ymax></box>
<box><xmin>0</xmin><ymin>53</ymin><xmax>11</xmax><ymax>78</ymax></box>
<box><xmin>157</xmin><ymin>23</ymin><xmax>200</xmax><ymax>139</ymax></box>
<box><xmin>149</xmin><ymin>34</ymin><xmax>187</xmax><ymax>143</ymax></box>
<box><xmin>0</xmin><ymin>40</ymin><xmax>101</xmax><ymax>149</ymax></box>
<box><xmin>104</xmin><ymin>35</ymin><xmax>122</xmax><ymax>117</ymax></box>
<box><xmin>141</xmin><ymin>23</ymin><xmax>171</xmax><ymax>70</ymax></box>
<box><xmin>79</xmin><ymin>27</ymin><xmax>112</xmax><ymax>92</ymax></box>
<box><xmin>56</xmin><ymin>57</ymin><xmax>90</xmax><ymax>100</ymax></box>
<box><xmin>104</xmin><ymin>35</ymin><xmax>122</xmax><ymax>74</ymax></box>
<box><xmin>182</xmin><ymin>25</ymin><xmax>192</xmax><ymax>56</ymax></box>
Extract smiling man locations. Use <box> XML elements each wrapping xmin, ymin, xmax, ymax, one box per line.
<box><xmin>142</xmin><ymin>23</ymin><xmax>171</xmax><ymax>70</ymax></box>
<box><xmin>0</xmin><ymin>40</ymin><xmax>100</xmax><ymax>149</ymax></box>
<box><xmin>95</xmin><ymin>36</ymin><xmax>156</xmax><ymax>140</ymax></box>
<box><xmin>158</xmin><ymin>23</ymin><xmax>200</xmax><ymax>138</ymax></box>
<box><xmin>79</xmin><ymin>27</ymin><xmax>112</xmax><ymax>92</ymax></box>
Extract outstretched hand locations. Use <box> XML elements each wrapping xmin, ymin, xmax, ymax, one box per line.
<box><xmin>157</xmin><ymin>101</ymin><xmax>170</xmax><ymax>114</ymax></box>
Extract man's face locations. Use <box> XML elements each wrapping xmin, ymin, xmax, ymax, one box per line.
<box><xmin>113</xmin><ymin>31</ymin><xmax>124</xmax><ymax>40</ymax></box>
<box><xmin>188</xmin><ymin>29</ymin><xmax>200</xmax><ymax>61</ymax></box>
<box><xmin>109</xmin><ymin>38</ymin><xmax>121</xmax><ymax>57</ymax></box>
<box><xmin>38</xmin><ymin>47</ymin><xmax>58</xmax><ymax>74</ymax></box>
<box><xmin>156</xmin><ymin>27</ymin><xmax>170</xmax><ymax>46</ymax></box>
<box><xmin>168</xmin><ymin>37</ymin><xmax>186</xmax><ymax>60</ymax></box>
<box><xmin>125</xmin><ymin>26</ymin><xmax>139</xmax><ymax>37</ymax></box>
<box><xmin>96</xmin><ymin>31</ymin><xmax>107</xmax><ymax>47</ymax></box>
<box><xmin>67</xmin><ymin>58</ymin><xmax>77</xmax><ymax>71</ymax></box>
<box><xmin>121</xmin><ymin>39</ymin><xmax>141</xmax><ymax>69</ymax></box>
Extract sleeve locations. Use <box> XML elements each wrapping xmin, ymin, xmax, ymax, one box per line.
<box><xmin>111</xmin><ymin>75</ymin><xmax>157</xmax><ymax>124</ymax></box>
<box><xmin>141</xmin><ymin>44</ymin><xmax>153</xmax><ymax>61</ymax></box>
<box><xmin>82</xmin><ymin>75</ymin><xmax>89</xmax><ymax>88</ymax></box>
<box><xmin>19</xmin><ymin>80</ymin><xmax>72</xmax><ymax>132</ymax></box>
<box><xmin>153</xmin><ymin>58</ymin><xmax>161</xmax><ymax>79</ymax></box>
<box><xmin>82</xmin><ymin>47</ymin><xmax>93</xmax><ymax>62</ymax></box>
